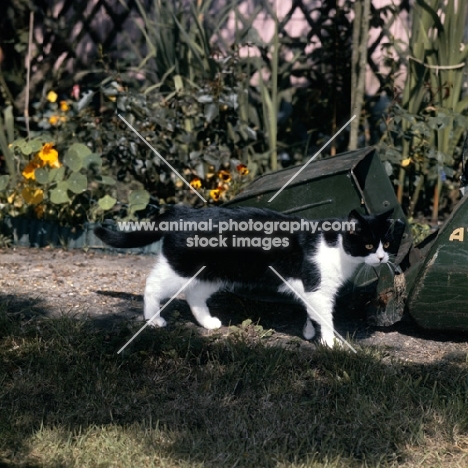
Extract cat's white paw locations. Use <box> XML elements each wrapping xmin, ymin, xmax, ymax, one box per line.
<box><xmin>201</xmin><ymin>316</ymin><xmax>222</xmax><ymax>330</ymax></box>
<box><xmin>146</xmin><ymin>315</ymin><xmax>167</xmax><ymax>328</ymax></box>
<box><xmin>303</xmin><ymin>319</ymin><xmax>316</xmax><ymax>340</ymax></box>
<box><xmin>319</xmin><ymin>331</ymin><xmax>336</xmax><ymax>348</ymax></box>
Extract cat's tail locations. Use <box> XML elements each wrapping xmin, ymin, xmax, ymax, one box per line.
<box><xmin>94</xmin><ymin>226</ymin><xmax>163</xmax><ymax>248</ymax></box>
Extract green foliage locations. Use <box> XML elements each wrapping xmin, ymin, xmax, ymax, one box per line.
<box><xmin>0</xmin><ymin>106</ymin><xmax>16</xmax><ymax>187</ymax></box>
<box><xmin>0</xmin><ymin>87</ymin><xmax>131</xmax><ymax>227</ymax></box>
<box><xmin>1</xmin><ymin>134</ymin><xmax>119</xmax><ymax>226</ymax></box>
<box><xmin>0</xmin><ymin>0</ymin><xmax>365</xmax><ymax>228</ymax></box>
<box><xmin>107</xmin><ymin>0</ymin><xmax>355</xmax><ymax>206</ymax></box>
<box><xmin>378</xmin><ymin>0</ymin><xmax>468</xmax><ymax>220</ymax></box>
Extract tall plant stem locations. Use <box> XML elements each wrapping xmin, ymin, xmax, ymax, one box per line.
<box><xmin>25</xmin><ymin>11</ymin><xmax>34</xmax><ymax>140</ymax></box>
<box><xmin>408</xmin><ymin>171</ymin><xmax>424</xmax><ymax>217</ymax></box>
<box><xmin>397</xmin><ymin>166</ymin><xmax>405</xmax><ymax>205</ymax></box>
<box><xmin>349</xmin><ymin>0</ymin><xmax>370</xmax><ymax>150</ymax></box>
<box><xmin>270</xmin><ymin>15</ymin><xmax>279</xmax><ymax>171</ymax></box>
<box><xmin>432</xmin><ymin>175</ymin><xmax>442</xmax><ymax>224</ymax></box>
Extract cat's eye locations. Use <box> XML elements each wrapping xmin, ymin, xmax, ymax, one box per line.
<box><xmin>383</xmin><ymin>242</ymin><xmax>390</xmax><ymax>249</ymax></box>
<box><xmin>365</xmin><ymin>244</ymin><xmax>373</xmax><ymax>250</ymax></box>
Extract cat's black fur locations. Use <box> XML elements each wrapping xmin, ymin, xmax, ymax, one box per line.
<box><xmin>95</xmin><ymin>205</ymin><xmax>397</xmax><ymax>346</ymax></box>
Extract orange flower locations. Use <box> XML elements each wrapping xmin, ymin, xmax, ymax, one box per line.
<box><xmin>217</xmin><ymin>170</ymin><xmax>231</xmax><ymax>183</ymax></box>
<box><xmin>59</xmin><ymin>100</ymin><xmax>70</xmax><ymax>112</ymax></box>
<box><xmin>49</xmin><ymin>115</ymin><xmax>60</xmax><ymax>126</ymax></box>
<box><xmin>190</xmin><ymin>177</ymin><xmax>202</xmax><ymax>189</ymax></box>
<box><xmin>209</xmin><ymin>187</ymin><xmax>226</xmax><ymax>202</ymax></box>
<box><xmin>22</xmin><ymin>155</ymin><xmax>45</xmax><ymax>180</ymax></box>
<box><xmin>22</xmin><ymin>161</ymin><xmax>38</xmax><ymax>180</ymax></box>
<box><xmin>38</xmin><ymin>143</ymin><xmax>60</xmax><ymax>167</ymax></box>
<box><xmin>236</xmin><ymin>164</ymin><xmax>249</xmax><ymax>176</ymax></box>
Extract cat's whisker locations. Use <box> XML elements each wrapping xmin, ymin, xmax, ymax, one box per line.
<box><xmin>365</xmin><ymin>264</ymin><xmax>378</xmax><ymax>282</ymax></box>
<box><xmin>388</xmin><ymin>254</ymin><xmax>397</xmax><ymax>263</ymax></box>
<box><xmin>385</xmin><ymin>263</ymin><xmax>393</xmax><ymax>276</ymax></box>
<box><xmin>353</xmin><ymin>264</ymin><xmax>379</xmax><ymax>289</ymax></box>
<box><xmin>352</xmin><ymin>265</ymin><xmax>367</xmax><ymax>289</ymax></box>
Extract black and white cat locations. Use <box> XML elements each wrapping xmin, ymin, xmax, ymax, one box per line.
<box><xmin>95</xmin><ymin>206</ymin><xmax>396</xmax><ymax>347</ymax></box>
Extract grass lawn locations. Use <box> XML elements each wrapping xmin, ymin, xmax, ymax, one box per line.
<box><xmin>1</xmin><ymin>305</ymin><xmax>468</xmax><ymax>468</ymax></box>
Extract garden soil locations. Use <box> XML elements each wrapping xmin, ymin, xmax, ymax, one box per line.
<box><xmin>1</xmin><ymin>247</ymin><xmax>467</xmax><ymax>365</ymax></box>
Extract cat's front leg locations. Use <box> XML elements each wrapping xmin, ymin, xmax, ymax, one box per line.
<box><xmin>302</xmin><ymin>292</ymin><xmax>335</xmax><ymax>347</ymax></box>
<box><xmin>185</xmin><ymin>282</ymin><xmax>222</xmax><ymax>330</ymax></box>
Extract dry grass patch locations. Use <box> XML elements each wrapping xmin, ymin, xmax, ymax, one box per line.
<box><xmin>1</xmin><ymin>305</ymin><xmax>468</xmax><ymax>467</ymax></box>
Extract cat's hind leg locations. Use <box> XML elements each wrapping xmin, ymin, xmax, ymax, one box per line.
<box><xmin>184</xmin><ymin>282</ymin><xmax>223</xmax><ymax>330</ymax></box>
<box><xmin>144</xmin><ymin>256</ymin><xmax>188</xmax><ymax>327</ymax></box>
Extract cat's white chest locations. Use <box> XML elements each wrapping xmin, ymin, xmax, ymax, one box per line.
<box><xmin>313</xmin><ymin>236</ymin><xmax>360</xmax><ymax>290</ymax></box>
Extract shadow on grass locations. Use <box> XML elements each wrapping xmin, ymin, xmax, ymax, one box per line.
<box><xmin>1</xmin><ymin>293</ymin><xmax>468</xmax><ymax>467</ymax></box>
<box><xmin>92</xmin><ymin>287</ymin><xmax>379</xmax><ymax>343</ymax></box>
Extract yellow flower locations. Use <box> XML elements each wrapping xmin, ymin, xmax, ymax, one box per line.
<box><xmin>22</xmin><ymin>156</ymin><xmax>44</xmax><ymax>180</ymax></box>
<box><xmin>38</xmin><ymin>143</ymin><xmax>60</xmax><ymax>167</ymax></box>
<box><xmin>49</xmin><ymin>115</ymin><xmax>60</xmax><ymax>126</ymax></box>
<box><xmin>217</xmin><ymin>170</ymin><xmax>232</xmax><ymax>183</ymax></box>
<box><xmin>236</xmin><ymin>164</ymin><xmax>249</xmax><ymax>176</ymax></box>
<box><xmin>59</xmin><ymin>100</ymin><xmax>70</xmax><ymax>112</ymax></box>
<box><xmin>47</xmin><ymin>90</ymin><xmax>58</xmax><ymax>103</ymax></box>
<box><xmin>401</xmin><ymin>158</ymin><xmax>412</xmax><ymax>167</ymax></box>
<box><xmin>210</xmin><ymin>189</ymin><xmax>221</xmax><ymax>201</ymax></box>
<box><xmin>22</xmin><ymin>161</ymin><xmax>38</xmax><ymax>180</ymax></box>
<box><xmin>210</xmin><ymin>187</ymin><xmax>226</xmax><ymax>202</ymax></box>
<box><xmin>48</xmin><ymin>157</ymin><xmax>62</xmax><ymax>168</ymax></box>
<box><xmin>190</xmin><ymin>177</ymin><xmax>202</xmax><ymax>189</ymax></box>
<box><xmin>22</xmin><ymin>187</ymin><xmax>44</xmax><ymax>205</ymax></box>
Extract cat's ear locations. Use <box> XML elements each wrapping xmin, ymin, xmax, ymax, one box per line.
<box><xmin>348</xmin><ymin>209</ymin><xmax>363</xmax><ymax>235</ymax></box>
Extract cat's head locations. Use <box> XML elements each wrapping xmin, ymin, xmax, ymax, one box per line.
<box><xmin>343</xmin><ymin>209</ymin><xmax>395</xmax><ymax>265</ymax></box>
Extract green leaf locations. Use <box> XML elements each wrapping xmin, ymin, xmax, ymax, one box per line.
<box><xmin>67</xmin><ymin>142</ymin><xmax>92</xmax><ymax>159</ymax></box>
<box><xmin>49</xmin><ymin>166</ymin><xmax>65</xmax><ymax>183</ymax></box>
<box><xmin>129</xmin><ymin>189</ymin><xmax>150</xmax><ymax>206</ymax></box>
<box><xmin>83</xmin><ymin>153</ymin><xmax>102</xmax><ymax>169</ymax></box>
<box><xmin>12</xmin><ymin>138</ymin><xmax>26</xmax><ymax>148</ymax></box>
<box><xmin>174</xmin><ymin>75</ymin><xmax>184</xmax><ymax>92</ymax></box>
<box><xmin>34</xmin><ymin>168</ymin><xmax>50</xmax><ymax>185</ymax></box>
<box><xmin>67</xmin><ymin>173</ymin><xmax>88</xmax><ymax>194</ymax></box>
<box><xmin>19</xmin><ymin>141</ymin><xmax>34</xmax><ymax>155</ymax></box>
<box><xmin>456</xmin><ymin>95</ymin><xmax>468</xmax><ymax>114</ymax></box>
<box><xmin>98</xmin><ymin>175</ymin><xmax>116</xmax><ymax>185</ymax></box>
<box><xmin>50</xmin><ymin>182</ymin><xmax>70</xmax><ymax>204</ymax></box>
<box><xmin>29</xmin><ymin>139</ymin><xmax>44</xmax><ymax>153</ymax></box>
<box><xmin>129</xmin><ymin>189</ymin><xmax>150</xmax><ymax>212</ymax></box>
<box><xmin>0</xmin><ymin>174</ymin><xmax>9</xmax><ymax>190</ymax></box>
<box><xmin>63</xmin><ymin>151</ymin><xmax>83</xmax><ymax>172</ymax></box>
<box><xmin>98</xmin><ymin>195</ymin><xmax>117</xmax><ymax>211</ymax></box>
<box><xmin>4</xmin><ymin>106</ymin><xmax>14</xmax><ymax>143</ymax></box>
